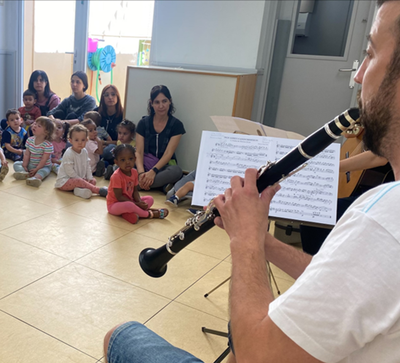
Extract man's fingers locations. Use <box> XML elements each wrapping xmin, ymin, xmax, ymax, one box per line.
<box><xmin>244</xmin><ymin>168</ymin><xmax>258</xmax><ymax>189</ymax></box>
<box><xmin>214</xmin><ymin>216</ymin><xmax>225</xmax><ymax>230</ymax></box>
<box><xmin>260</xmin><ymin>183</ymin><xmax>281</xmax><ymax>204</ymax></box>
<box><xmin>230</xmin><ymin>175</ymin><xmax>244</xmax><ymax>190</ymax></box>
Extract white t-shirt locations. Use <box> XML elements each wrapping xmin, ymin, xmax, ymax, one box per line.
<box><xmin>54</xmin><ymin>147</ymin><xmax>93</xmax><ymax>188</ymax></box>
<box><xmin>85</xmin><ymin>139</ymin><xmax>100</xmax><ymax>173</ymax></box>
<box><xmin>269</xmin><ymin>182</ymin><xmax>400</xmax><ymax>363</ymax></box>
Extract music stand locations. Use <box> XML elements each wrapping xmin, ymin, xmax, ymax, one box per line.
<box><xmin>203</xmin><ymin>261</ymin><xmax>281</xmax><ymax>298</ymax></box>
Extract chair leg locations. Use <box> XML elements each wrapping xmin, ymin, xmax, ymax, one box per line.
<box><xmin>204</xmin><ymin>277</ymin><xmax>231</xmax><ymax>297</ymax></box>
<box><xmin>213</xmin><ymin>346</ymin><xmax>230</xmax><ymax>363</ymax></box>
<box><xmin>202</xmin><ymin>327</ymin><xmax>230</xmax><ymax>363</ymax></box>
<box><xmin>201</xmin><ymin>327</ymin><xmax>229</xmax><ymax>337</ymax></box>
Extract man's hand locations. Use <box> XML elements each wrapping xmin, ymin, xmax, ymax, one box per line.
<box><xmin>213</xmin><ymin>168</ymin><xmax>280</xmax><ymax>245</ymax></box>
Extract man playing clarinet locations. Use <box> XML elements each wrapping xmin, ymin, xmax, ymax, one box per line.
<box><xmin>104</xmin><ymin>1</ymin><xmax>400</xmax><ymax>361</ymax></box>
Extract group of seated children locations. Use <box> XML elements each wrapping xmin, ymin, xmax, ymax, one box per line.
<box><xmin>0</xmin><ymin>107</ymin><xmax>176</xmax><ymax>224</ymax></box>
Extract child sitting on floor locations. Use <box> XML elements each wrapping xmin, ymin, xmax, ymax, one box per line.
<box><xmin>13</xmin><ymin>117</ymin><xmax>54</xmax><ymax>187</ymax></box>
<box><xmin>106</xmin><ymin>144</ymin><xmax>168</xmax><ymax>224</ymax></box>
<box><xmin>0</xmin><ymin>148</ymin><xmax>9</xmax><ymax>182</ymax></box>
<box><xmin>84</xmin><ymin>110</ymin><xmax>113</xmax><ymax>145</ymax></box>
<box><xmin>51</xmin><ymin>119</ymin><xmax>70</xmax><ymax>174</ymax></box>
<box><xmin>55</xmin><ymin>124</ymin><xmax>108</xmax><ymax>199</ymax></box>
<box><xmin>1</xmin><ymin>109</ymin><xmax>27</xmax><ymax>161</ymax></box>
<box><xmin>104</xmin><ymin>120</ymin><xmax>136</xmax><ymax>180</ymax></box>
<box><xmin>165</xmin><ymin>170</ymin><xmax>196</xmax><ymax>207</ymax></box>
<box><xmin>81</xmin><ymin>119</ymin><xmax>105</xmax><ymax>177</ymax></box>
<box><xmin>18</xmin><ymin>89</ymin><xmax>41</xmax><ymax>131</ymax></box>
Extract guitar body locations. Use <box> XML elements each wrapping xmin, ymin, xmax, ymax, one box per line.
<box><xmin>338</xmin><ymin>128</ymin><xmax>394</xmax><ymax>198</ymax></box>
<box><xmin>338</xmin><ymin>130</ymin><xmax>365</xmax><ymax>198</ymax></box>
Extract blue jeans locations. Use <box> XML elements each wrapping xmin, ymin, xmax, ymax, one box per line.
<box><xmin>103</xmin><ymin>144</ymin><xmax>116</xmax><ymax>163</ymax></box>
<box><xmin>13</xmin><ymin>161</ymin><xmax>51</xmax><ymax>179</ymax></box>
<box><xmin>107</xmin><ymin>322</ymin><xmax>203</xmax><ymax>363</ymax></box>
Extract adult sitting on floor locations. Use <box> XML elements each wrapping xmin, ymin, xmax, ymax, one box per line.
<box><xmin>135</xmin><ymin>85</ymin><xmax>185</xmax><ymax>191</ymax></box>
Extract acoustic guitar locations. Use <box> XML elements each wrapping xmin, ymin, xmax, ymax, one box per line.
<box><xmin>338</xmin><ymin>127</ymin><xmax>365</xmax><ymax>198</ymax></box>
<box><xmin>338</xmin><ymin>126</ymin><xmax>394</xmax><ymax>198</ymax></box>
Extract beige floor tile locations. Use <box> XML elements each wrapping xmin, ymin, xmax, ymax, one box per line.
<box><xmin>0</xmin><ymin>174</ymin><xmax>21</xmax><ymax>191</ymax></box>
<box><xmin>146</xmin><ymin>301</ymin><xmax>229</xmax><ymax>362</ymax></box>
<box><xmin>1</xmin><ymin>210</ymin><xmax>131</xmax><ymax>260</ymax></box>
<box><xmin>4</xmin><ymin>171</ymin><xmax>83</xmax><ymax>209</ymax></box>
<box><xmin>176</xmin><ymin>261</ymin><xmax>231</xmax><ymax>320</ymax></box>
<box><xmin>62</xmin><ymin>198</ymin><xmax>152</xmax><ymax>232</ymax></box>
<box><xmin>77</xmin><ymin>232</ymin><xmax>222</xmax><ymax>300</ymax></box>
<box><xmin>0</xmin><ymin>234</ymin><xmax>70</xmax><ymax>299</ymax></box>
<box><xmin>0</xmin><ymin>311</ymin><xmax>97</xmax><ymax>363</ymax></box>
<box><xmin>0</xmin><ymin>191</ymin><xmax>55</xmax><ymax>231</ymax></box>
<box><xmin>0</xmin><ymin>263</ymin><xmax>170</xmax><ymax>360</ymax></box>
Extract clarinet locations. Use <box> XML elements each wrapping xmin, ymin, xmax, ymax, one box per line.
<box><xmin>139</xmin><ymin>108</ymin><xmax>360</xmax><ymax>277</ymax></box>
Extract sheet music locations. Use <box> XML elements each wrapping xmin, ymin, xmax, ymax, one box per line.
<box><xmin>193</xmin><ymin>131</ymin><xmax>340</xmax><ymax>226</ymax></box>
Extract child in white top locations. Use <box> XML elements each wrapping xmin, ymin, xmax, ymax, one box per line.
<box><xmin>55</xmin><ymin>124</ymin><xmax>107</xmax><ymax>199</ymax></box>
<box><xmin>51</xmin><ymin>119</ymin><xmax>70</xmax><ymax>174</ymax></box>
<box><xmin>13</xmin><ymin>116</ymin><xmax>54</xmax><ymax>187</ymax></box>
<box><xmin>81</xmin><ymin>119</ymin><xmax>105</xmax><ymax>176</ymax></box>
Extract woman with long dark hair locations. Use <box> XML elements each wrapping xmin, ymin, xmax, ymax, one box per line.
<box><xmin>28</xmin><ymin>70</ymin><xmax>60</xmax><ymax>116</ymax></box>
<box><xmin>135</xmin><ymin>85</ymin><xmax>185</xmax><ymax>191</ymax></box>
<box><xmin>95</xmin><ymin>84</ymin><xmax>124</xmax><ymax>163</ymax></box>
<box><xmin>47</xmin><ymin>71</ymin><xmax>96</xmax><ymax>126</ymax></box>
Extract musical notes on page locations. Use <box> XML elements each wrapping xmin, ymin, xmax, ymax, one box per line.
<box><xmin>193</xmin><ymin>131</ymin><xmax>340</xmax><ymax>226</ymax></box>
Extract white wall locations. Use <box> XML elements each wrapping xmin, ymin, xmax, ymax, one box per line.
<box><xmin>151</xmin><ymin>0</ymin><xmax>265</xmax><ymax>71</ymax></box>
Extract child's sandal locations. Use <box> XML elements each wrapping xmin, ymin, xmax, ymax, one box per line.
<box><xmin>148</xmin><ymin>208</ymin><xmax>169</xmax><ymax>219</ymax></box>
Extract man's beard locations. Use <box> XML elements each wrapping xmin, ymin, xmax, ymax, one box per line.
<box><xmin>360</xmin><ymin>78</ymin><xmax>396</xmax><ymax>158</ymax></box>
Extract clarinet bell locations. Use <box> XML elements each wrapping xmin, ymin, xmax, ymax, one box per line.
<box><xmin>139</xmin><ymin>247</ymin><xmax>168</xmax><ymax>278</ymax></box>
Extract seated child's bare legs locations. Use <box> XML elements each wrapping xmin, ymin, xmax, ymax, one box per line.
<box><xmin>176</xmin><ymin>181</ymin><xmax>194</xmax><ymax>198</ymax></box>
<box><xmin>59</xmin><ymin>178</ymin><xmax>101</xmax><ymax>194</ymax></box>
<box><xmin>165</xmin><ymin>181</ymin><xmax>194</xmax><ymax>207</ymax></box>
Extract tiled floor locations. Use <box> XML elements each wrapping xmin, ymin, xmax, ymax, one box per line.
<box><xmin>0</xmin><ymin>166</ymin><xmax>295</xmax><ymax>362</ymax></box>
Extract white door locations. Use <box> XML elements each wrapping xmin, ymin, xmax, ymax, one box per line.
<box><xmin>274</xmin><ymin>0</ymin><xmax>375</xmax><ymax>137</ymax></box>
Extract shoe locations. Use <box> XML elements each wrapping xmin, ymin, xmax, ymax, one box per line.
<box><xmin>13</xmin><ymin>171</ymin><xmax>29</xmax><ymax>180</ymax></box>
<box><xmin>165</xmin><ymin>195</ymin><xmax>179</xmax><ymax>208</ymax></box>
<box><xmin>99</xmin><ymin>187</ymin><xmax>108</xmax><ymax>197</ymax></box>
<box><xmin>73</xmin><ymin>188</ymin><xmax>92</xmax><ymax>199</ymax></box>
<box><xmin>104</xmin><ymin>165</ymin><xmax>114</xmax><ymax>180</ymax></box>
<box><xmin>95</xmin><ymin>160</ymin><xmax>105</xmax><ymax>177</ymax></box>
<box><xmin>122</xmin><ymin>212</ymin><xmax>139</xmax><ymax>224</ymax></box>
<box><xmin>187</xmin><ymin>208</ymin><xmax>200</xmax><ymax>216</ymax></box>
<box><xmin>26</xmin><ymin>177</ymin><xmax>42</xmax><ymax>187</ymax></box>
<box><xmin>0</xmin><ymin>164</ymin><xmax>9</xmax><ymax>181</ymax></box>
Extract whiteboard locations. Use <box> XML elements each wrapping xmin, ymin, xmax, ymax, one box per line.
<box><xmin>124</xmin><ymin>66</ymin><xmax>251</xmax><ymax>171</ymax></box>
<box><xmin>151</xmin><ymin>1</ymin><xmax>265</xmax><ymax>70</ymax></box>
